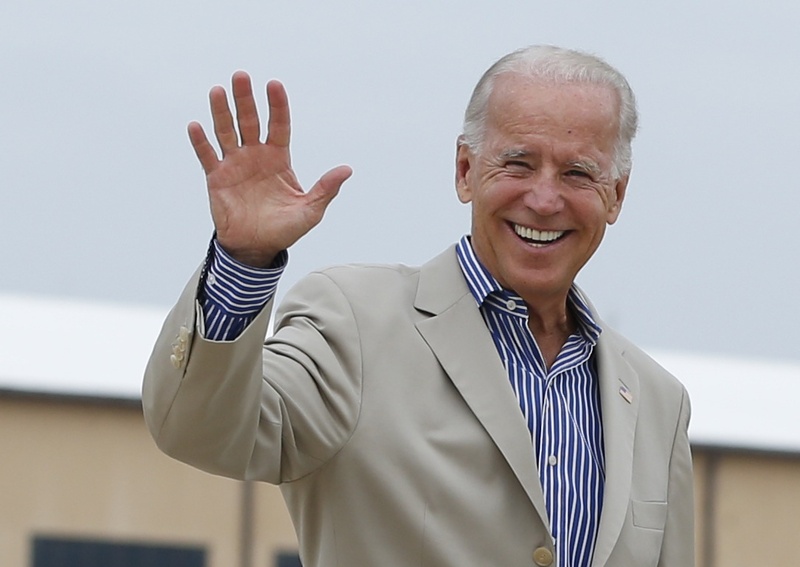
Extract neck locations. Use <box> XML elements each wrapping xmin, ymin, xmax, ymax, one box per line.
<box><xmin>524</xmin><ymin>294</ymin><xmax>576</xmax><ymax>370</ymax></box>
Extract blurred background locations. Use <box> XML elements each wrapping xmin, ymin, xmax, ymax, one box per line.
<box><xmin>2</xmin><ymin>0</ymin><xmax>799</xmax><ymax>362</ymax></box>
<box><xmin>2</xmin><ymin>1</ymin><xmax>799</xmax><ymax>566</ymax></box>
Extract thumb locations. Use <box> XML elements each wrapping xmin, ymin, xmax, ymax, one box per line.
<box><xmin>306</xmin><ymin>164</ymin><xmax>353</xmax><ymax>211</ymax></box>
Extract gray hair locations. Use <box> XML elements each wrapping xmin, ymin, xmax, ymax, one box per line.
<box><xmin>461</xmin><ymin>45</ymin><xmax>638</xmax><ymax>178</ymax></box>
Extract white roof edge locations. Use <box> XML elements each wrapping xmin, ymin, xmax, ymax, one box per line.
<box><xmin>648</xmin><ymin>349</ymin><xmax>800</xmax><ymax>454</ymax></box>
<box><xmin>0</xmin><ymin>293</ymin><xmax>169</xmax><ymax>400</ymax></box>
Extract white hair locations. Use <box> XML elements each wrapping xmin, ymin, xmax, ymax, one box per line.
<box><xmin>461</xmin><ymin>45</ymin><xmax>638</xmax><ymax>178</ymax></box>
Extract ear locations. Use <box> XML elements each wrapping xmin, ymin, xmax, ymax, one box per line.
<box><xmin>606</xmin><ymin>174</ymin><xmax>629</xmax><ymax>225</ymax></box>
<box><xmin>455</xmin><ymin>137</ymin><xmax>474</xmax><ymax>204</ymax></box>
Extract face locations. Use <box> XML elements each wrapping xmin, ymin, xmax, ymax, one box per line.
<box><xmin>456</xmin><ymin>74</ymin><xmax>628</xmax><ymax>304</ymax></box>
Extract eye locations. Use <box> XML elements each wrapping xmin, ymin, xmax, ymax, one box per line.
<box><xmin>566</xmin><ymin>169</ymin><xmax>591</xmax><ymax>178</ymax></box>
<box><xmin>565</xmin><ymin>168</ymin><xmax>601</xmax><ymax>184</ymax></box>
<box><xmin>505</xmin><ymin>160</ymin><xmax>531</xmax><ymax>170</ymax></box>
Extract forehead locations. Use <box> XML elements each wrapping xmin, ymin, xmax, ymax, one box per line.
<box><xmin>485</xmin><ymin>74</ymin><xmax>620</xmax><ymax>153</ymax></box>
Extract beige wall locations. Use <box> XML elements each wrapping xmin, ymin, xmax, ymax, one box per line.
<box><xmin>693</xmin><ymin>448</ymin><xmax>800</xmax><ymax>567</ymax></box>
<box><xmin>4</xmin><ymin>393</ymin><xmax>800</xmax><ymax>567</ymax></box>
<box><xmin>0</xmin><ymin>394</ymin><xmax>297</xmax><ymax>567</ymax></box>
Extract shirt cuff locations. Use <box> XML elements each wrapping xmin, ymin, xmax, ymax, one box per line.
<box><xmin>201</xmin><ymin>240</ymin><xmax>287</xmax><ymax>341</ymax></box>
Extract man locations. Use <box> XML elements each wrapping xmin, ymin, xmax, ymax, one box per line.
<box><xmin>143</xmin><ymin>45</ymin><xmax>694</xmax><ymax>567</ymax></box>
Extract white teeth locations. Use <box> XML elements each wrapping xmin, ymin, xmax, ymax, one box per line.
<box><xmin>514</xmin><ymin>224</ymin><xmax>564</xmax><ymax>246</ymax></box>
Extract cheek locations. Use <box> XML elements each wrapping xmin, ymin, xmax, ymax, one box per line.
<box><xmin>572</xmin><ymin>192</ymin><xmax>615</xmax><ymax>228</ymax></box>
<box><xmin>580</xmin><ymin>184</ymin><xmax>615</xmax><ymax>212</ymax></box>
<box><xmin>477</xmin><ymin>177</ymin><xmax>529</xmax><ymax>207</ymax></box>
<box><xmin>470</xmin><ymin>183</ymin><xmax>520</xmax><ymax>233</ymax></box>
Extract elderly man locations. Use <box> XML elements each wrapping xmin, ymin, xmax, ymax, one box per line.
<box><xmin>143</xmin><ymin>45</ymin><xmax>694</xmax><ymax>567</ymax></box>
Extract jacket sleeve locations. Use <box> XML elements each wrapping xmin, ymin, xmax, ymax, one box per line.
<box><xmin>142</xmin><ymin>268</ymin><xmax>364</xmax><ymax>484</ymax></box>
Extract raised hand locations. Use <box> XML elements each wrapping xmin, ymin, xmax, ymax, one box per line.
<box><xmin>188</xmin><ymin>71</ymin><xmax>352</xmax><ymax>267</ymax></box>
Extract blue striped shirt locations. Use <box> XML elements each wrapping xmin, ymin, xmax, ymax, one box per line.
<box><xmin>202</xmin><ymin>237</ymin><xmax>605</xmax><ymax>566</ymax></box>
<box><xmin>455</xmin><ymin>236</ymin><xmax>605</xmax><ymax>567</ymax></box>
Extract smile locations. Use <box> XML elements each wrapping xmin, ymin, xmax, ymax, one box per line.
<box><xmin>513</xmin><ymin>224</ymin><xmax>566</xmax><ymax>248</ymax></box>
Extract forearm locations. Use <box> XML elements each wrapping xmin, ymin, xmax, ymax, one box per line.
<box><xmin>142</xmin><ymin>266</ymin><xmax>279</xmax><ymax>480</ymax></box>
<box><xmin>142</xmin><ymin>269</ymin><xmax>363</xmax><ymax>485</ymax></box>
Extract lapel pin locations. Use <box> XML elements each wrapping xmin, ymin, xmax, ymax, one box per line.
<box><xmin>619</xmin><ymin>384</ymin><xmax>633</xmax><ymax>404</ymax></box>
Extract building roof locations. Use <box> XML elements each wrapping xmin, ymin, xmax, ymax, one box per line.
<box><xmin>0</xmin><ymin>293</ymin><xmax>165</xmax><ymax>400</ymax></box>
<box><xmin>648</xmin><ymin>349</ymin><xmax>800</xmax><ymax>454</ymax></box>
<box><xmin>2</xmin><ymin>293</ymin><xmax>798</xmax><ymax>453</ymax></box>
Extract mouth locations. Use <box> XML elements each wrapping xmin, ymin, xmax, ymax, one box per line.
<box><xmin>513</xmin><ymin>224</ymin><xmax>566</xmax><ymax>248</ymax></box>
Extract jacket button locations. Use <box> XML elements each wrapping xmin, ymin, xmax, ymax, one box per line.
<box><xmin>533</xmin><ymin>547</ymin><xmax>554</xmax><ymax>566</ymax></box>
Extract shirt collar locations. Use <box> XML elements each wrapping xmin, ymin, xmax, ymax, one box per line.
<box><xmin>455</xmin><ymin>235</ymin><xmax>602</xmax><ymax>344</ymax></box>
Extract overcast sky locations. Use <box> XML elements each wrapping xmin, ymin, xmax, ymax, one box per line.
<box><xmin>2</xmin><ymin>0</ymin><xmax>799</xmax><ymax>364</ymax></box>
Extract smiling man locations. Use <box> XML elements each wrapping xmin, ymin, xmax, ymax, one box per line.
<box><xmin>456</xmin><ymin>74</ymin><xmax>629</xmax><ymax>368</ymax></box>
<box><xmin>144</xmin><ymin>46</ymin><xmax>694</xmax><ymax>567</ymax></box>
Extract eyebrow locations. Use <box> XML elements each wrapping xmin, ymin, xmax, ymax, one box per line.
<box><xmin>498</xmin><ymin>149</ymin><xmax>531</xmax><ymax>160</ymax></box>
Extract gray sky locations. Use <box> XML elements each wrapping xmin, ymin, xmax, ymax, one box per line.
<box><xmin>2</xmin><ymin>0</ymin><xmax>799</xmax><ymax>364</ymax></box>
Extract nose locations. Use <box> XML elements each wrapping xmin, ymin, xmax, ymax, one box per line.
<box><xmin>521</xmin><ymin>175</ymin><xmax>564</xmax><ymax>216</ymax></box>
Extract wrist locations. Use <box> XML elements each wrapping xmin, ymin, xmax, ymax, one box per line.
<box><xmin>217</xmin><ymin>243</ymin><xmax>280</xmax><ymax>269</ymax></box>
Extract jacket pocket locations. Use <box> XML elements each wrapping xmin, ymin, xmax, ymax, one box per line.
<box><xmin>632</xmin><ymin>500</ymin><xmax>668</xmax><ymax>530</ymax></box>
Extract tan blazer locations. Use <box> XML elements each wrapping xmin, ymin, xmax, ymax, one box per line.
<box><xmin>143</xmin><ymin>245</ymin><xmax>694</xmax><ymax>567</ymax></box>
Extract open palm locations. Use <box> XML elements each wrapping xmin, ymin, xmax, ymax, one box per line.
<box><xmin>188</xmin><ymin>72</ymin><xmax>352</xmax><ymax>267</ymax></box>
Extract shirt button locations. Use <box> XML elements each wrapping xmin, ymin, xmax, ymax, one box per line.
<box><xmin>207</xmin><ymin>273</ymin><xmax>217</xmax><ymax>286</ymax></box>
<box><xmin>548</xmin><ymin>455</ymin><xmax>558</xmax><ymax>466</ymax></box>
<box><xmin>506</xmin><ymin>299</ymin><xmax>517</xmax><ymax>310</ymax></box>
<box><xmin>533</xmin><ymin>547</ymin><xmax>554</xmax><ymax>566</ymax></box>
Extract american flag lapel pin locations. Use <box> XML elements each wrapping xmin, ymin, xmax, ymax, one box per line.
<box><xmin>619</xmin><ymin>383</ymin><xmax>633</xmax><ymax>404</ymax></box>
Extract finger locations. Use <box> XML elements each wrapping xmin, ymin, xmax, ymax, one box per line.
<box><xmin>265</xmin><ymin>80</ymin><xmax>291</xmax><ymax>148</ymax></box>
<box><xmin>231</xmin><ymin>71</ymin><xmax>261</xmax><ymax>146</ymax></box>
<box><xmin>209</xmin><ymin>85</ymin><xmax>238</xmax><ymax>155</ymax></box>
<box><xmin>187</xmin><ymin>121</ymin><xmax>219</xmax><ymax>173</ymax></box>
<box><xmin>306</xmin><ymin>165</ymin><xmax>353</xmax><ymax>213</ymax></box>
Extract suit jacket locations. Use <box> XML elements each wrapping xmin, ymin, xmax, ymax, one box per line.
<box><xmin>143</xmin><ymin>245</ymin><xmax>694</xmax><ymax>567</ymax></box>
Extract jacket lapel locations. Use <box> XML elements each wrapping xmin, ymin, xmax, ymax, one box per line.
<box><xmin>413</xmin><ymin>247</ymin><xmax>550</xmax><ymax>527</ymax></box>
<box><xmin>591</xmin><ymin>328</ymin><xmax>641</xmax><ymax>567</ymax></box>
